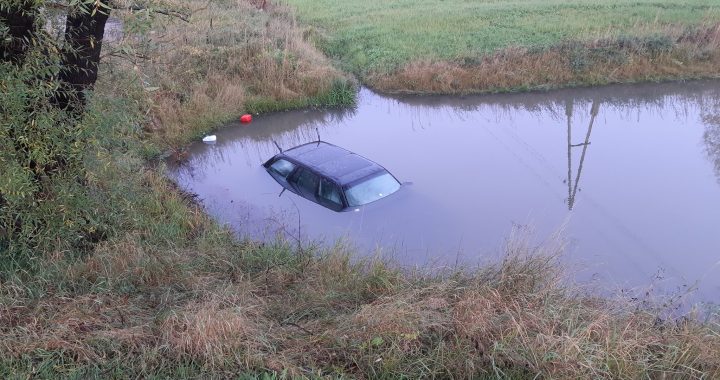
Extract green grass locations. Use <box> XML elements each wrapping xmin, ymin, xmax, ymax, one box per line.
<box><xmin>285</xmin><ymin>0</ymin><xmax>720</xmax><ymax>75</ymax></box>
<box><xmin>244</xmin><ymin>78</ymin><xmax>357</xmax><ymax>114</ymax></box>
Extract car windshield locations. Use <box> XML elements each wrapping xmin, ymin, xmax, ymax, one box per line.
<box><xmin>345</xmin><ymin>172</ymin><xmax>401</xmax><ymax>207</ymax></box>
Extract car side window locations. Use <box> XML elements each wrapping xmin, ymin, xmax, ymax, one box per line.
<box><xmin>293</xmin><ymin>168</ymin><xmax>320</xmax><ymax>199</ymax></box>
<box><xmin>269</xmin><ymin>159</ymin><xmax>296</xmax><ymax>181</ymax></box>
<box><xmin>319</xmin><ymin>178</ymin><xmax>343</xmax><ymax>210</ymax></box>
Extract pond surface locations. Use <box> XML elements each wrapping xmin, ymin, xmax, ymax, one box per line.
<box><xmin>168</xmin><ymin>81</ymin><xmax>720</xmax><ymax>302</ymax></box>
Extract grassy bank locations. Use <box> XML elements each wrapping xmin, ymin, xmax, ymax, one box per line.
<box><xmin>2</xmin><ymin>0</ymin><xmax>720</xmax><ymax>378</ymax></box>
<box><xmin>115</xmin><ymin>0</ymin><xmax>355</xmax><ymax>152</ymax></box>
<box><xmin>3</xmin><ymin>211</ymin><xmax>719</xmax><ymax>377</ymax></box>
<box><xmin>285</xmin><ymin>0</ymin><xmax>720</xmax><ymax>93</ymax></box>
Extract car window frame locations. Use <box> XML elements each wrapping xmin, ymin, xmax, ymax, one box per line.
<box><xmin>317</xmin><ymin>177</ymin><xmax>346</xmax><ymax>211</ymax></box>
<box><xmin>288</xmin><ymin>166</ymin><xmax>322</xmax><ymax>202</ymax></box>
<box><xmin>267</xmin><ymin>157</ymin><xmax>298</xmax><ymax>184</ymax></box>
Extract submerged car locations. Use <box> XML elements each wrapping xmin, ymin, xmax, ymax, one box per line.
<box><xmin>263</xmin><ymin>141</ymin><xmax>402</xmax><ymax>211</ymax></box>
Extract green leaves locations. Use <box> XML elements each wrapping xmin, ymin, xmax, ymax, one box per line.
<box><xmin>0</xmin><ymin>162</ymin><xmax>38</xmax><ymax>205</ymax></box>
<box><xmin>0</xmin><ymin>40</ymin><xmax>95</xmax><ymax>258</ymax></box>
<box><xmin>67</xmin><ymin>0</ymin><xmax>111</xmax><ymax>15</ymax></box>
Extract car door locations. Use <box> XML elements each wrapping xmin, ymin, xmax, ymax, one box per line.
<box><xmin>289</xmin><ymin>167</ymin><xmax>320</xmax><ymax>203</ymax></box>
<box><xmin>317</xmin><ymin>178</ymin><xmax>345</xmax><ymax>211</ymax></box>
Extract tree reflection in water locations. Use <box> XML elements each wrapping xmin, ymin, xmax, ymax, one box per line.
<box><xmin>702</xmin><ymin>100</ymin><xmax>720</xmax><ymax>182</ymax></box>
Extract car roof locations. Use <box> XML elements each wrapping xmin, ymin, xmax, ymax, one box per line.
<box><xmin>278</xmin><ymin>141</ymin><xmax>386</xmax><ymax>185</ymax></box>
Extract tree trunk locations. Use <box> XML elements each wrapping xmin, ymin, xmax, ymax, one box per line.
<box><xmin>55</xmin><ymin>4</ymin><xmax>110</xmax><ymax>110</ymax></box>
<box><xmin>0</xmin><ymin>1</ymin><xmax>37</xmax><ymax>64</ymax></box>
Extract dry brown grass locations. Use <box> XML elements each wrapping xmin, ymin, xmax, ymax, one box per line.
<box><xmin>161</xmin><ymin>288</ymin><xmax>264</xmax><ymax>365</ymax></box>
<box><xmin>0</xmin><ymin>293</ymin><xmax>155</xmax><ymax>362</ymax></box>
<box><xmin>102</xmin><ymin>0</ymin><xmax>350</xmax><ymax>151</ymax></box>
<box><xmin>0</xmin><ymin>232</ymin><xmax>268</xmax><ymax>367</ymax></box>
<box><xmin>371</xmin><ymin>23</ymin><xmax>720</xmax><ymax>95</ymax></box>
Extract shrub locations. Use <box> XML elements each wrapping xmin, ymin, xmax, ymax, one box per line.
<box><xmin>0</xmin><ymin>47</ymin><xmax>101</xmax><ymax>263</ymax></box>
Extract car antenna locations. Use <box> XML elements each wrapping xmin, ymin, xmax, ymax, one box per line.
<box><xmin>316</xmin><ymin>128</ymin><xmax>321</xmax><ymax>146</ymax></box>
<box><xmin>272</xmin><ymin>139</ymin><xmax>283</xmax><ymax>153</ymax></box>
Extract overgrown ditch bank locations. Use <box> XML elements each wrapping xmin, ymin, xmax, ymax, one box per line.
<box><xmin>286</xmin><ymin>0</ymin><xmax>720</xmax><ymax>94</ymax></box>
<box><xmin>372</xmin><ymin>27</ymin><xmax>720</xmax><ymax>94</ymax></box>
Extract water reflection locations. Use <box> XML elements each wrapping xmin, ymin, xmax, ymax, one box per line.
<box><xmin>169</xmin><ymin>80</ymin><xmax>720</xmax><ymax>302</ymax></box>
<box><xmin>565</xmin><ymin>100</ymin><xmax>599</xmax><ymax>210</ymax></box>
<box><xmin>702</xmin><ymin>99</ymin><xmax>720</xmax><ymax>182</ymax></box>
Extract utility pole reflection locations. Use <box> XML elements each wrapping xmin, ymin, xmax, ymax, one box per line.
<box><xmin>566</xmin><ymin>99</ymin><xmax>600</xmax><ymax>210</ymax></box>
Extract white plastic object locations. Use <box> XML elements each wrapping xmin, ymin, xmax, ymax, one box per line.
<box><xmin>202</xmin><ymin>135</ymin><xmax>217</xmax><ymax>143</ymax></box>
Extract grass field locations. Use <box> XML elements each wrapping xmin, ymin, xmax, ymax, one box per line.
<box><xmin>285</xmin><ymin>0</ymin><xmax>720</xmax><ymax>92</ymax></box>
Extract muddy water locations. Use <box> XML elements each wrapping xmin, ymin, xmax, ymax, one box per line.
<box><xmin>168</xmin><ymin>81</ymin><xmax>720</xmax><ymax>302</ymax></box>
